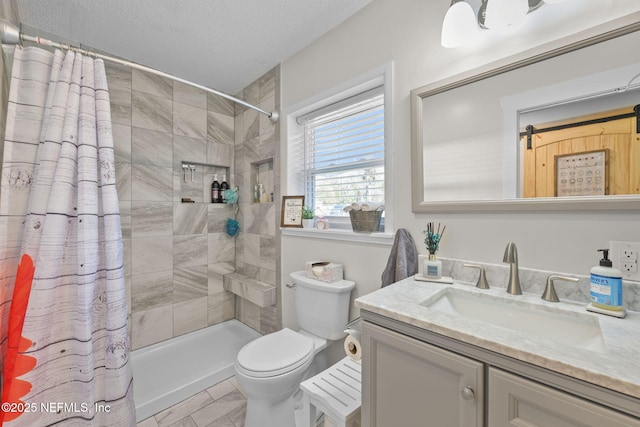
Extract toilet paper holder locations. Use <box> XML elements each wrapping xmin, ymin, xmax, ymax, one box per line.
<box><xmin>345</xmin><ymin>317</ymin><xmax>362</xmax><ymax>331</ymax></box>
<box><xmin>344</xmin><ymin>317</ymin><xmax>363</xmax><ymax>361</ymax></box>
<box><xmin>344</xmin><ymin>317</ymin><xmax>362</xmax><ymax>339</ymax></box>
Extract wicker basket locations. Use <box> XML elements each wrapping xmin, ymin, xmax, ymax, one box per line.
<box><xmin>349</xmin><ymin>210</ymin><xmax>383</xmax><ymax>233</ymax></box>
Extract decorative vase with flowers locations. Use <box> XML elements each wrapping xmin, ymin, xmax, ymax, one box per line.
<box><xmin>423</xmin><ymin>222</ymin><xmax>445</xmax><ymax>279</ymax></box>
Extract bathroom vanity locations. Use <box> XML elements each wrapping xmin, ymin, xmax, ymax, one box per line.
<box><xmin>355</xmin><ymin>278</ymin><xmax>640</xmax><ymax>426</ymax></box>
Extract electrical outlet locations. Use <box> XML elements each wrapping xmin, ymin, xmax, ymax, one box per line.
<box><xmin>621</xmin><ymin>260</ymin><xmax>638</xmax><ymax>273</ymax></box>
<box><xmin>622</xmin><ymin>248</ymin><xmax>637</xmax><ymax>261</ymax></box>
<box><xmin>610</xmin><ymin>241</ymin><xmax>640</xmax><ymax>282</ymax></box>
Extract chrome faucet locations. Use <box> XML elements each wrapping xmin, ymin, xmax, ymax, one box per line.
<box><xmin>503</xmin><ymin>242</ymin><xmax>522</xmax><ymax>295</ymax></box>
<box><xmin>541</xmin><ymin>275</ymin><xmax>579</xmax><ymax>302</ymax></box>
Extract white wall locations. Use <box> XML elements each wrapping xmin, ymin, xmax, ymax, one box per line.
<box><xmin>279</xmin><ymin>0</ymin><xmax>640</xmax><ymax>329</ymax></box>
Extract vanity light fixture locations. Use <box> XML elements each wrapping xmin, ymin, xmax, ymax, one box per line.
<box><xmin>442</xmin><ymin>0</ymin><xmax>567</xmax><ymax>48</ymax></box>
<box><xmin>482</xmin><ymin>0</ymin><xmax>529</xmax><ymax>30</ymax></box>
<box><xmin>441</xmin><ymin>0</ymin><xmax>479</xmax><ymax>48</ymax></box>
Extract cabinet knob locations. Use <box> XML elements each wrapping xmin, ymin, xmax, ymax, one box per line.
<box><xmin>461</xmin><ymin>386</ymin><xmax>475</xmax><ymax>401</ymax></box>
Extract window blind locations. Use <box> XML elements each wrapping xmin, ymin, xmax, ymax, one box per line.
<box><xmin>301</xmin><ymin>88</ymin><xmax>384</xmax><ymax>217</ymax></box>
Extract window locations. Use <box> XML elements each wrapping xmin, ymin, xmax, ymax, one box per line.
<box><xmin>298</xmin><ymin>87</ymin><xmax>385</xmax><ymax>229</ymax></box>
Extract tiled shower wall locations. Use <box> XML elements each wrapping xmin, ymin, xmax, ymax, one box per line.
<box><xmin>232</xmin><ymin>66</ymin><xmax>281</xmax><ymax>335</ymax></box>
<box><xmin>0</xmin><ymin>32</ymin><xmax>281</xmax><ymax>349</ymax></box>
<box><xmin>106</xmin><ymin>63</ymin><xmax>238</xmax><ymax>350</ymax></box>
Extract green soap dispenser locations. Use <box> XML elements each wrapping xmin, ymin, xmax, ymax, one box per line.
<box><xmin>587</xmin><ymin>249</ymin><xmax>626</xmax><ymax>318</ymax></box>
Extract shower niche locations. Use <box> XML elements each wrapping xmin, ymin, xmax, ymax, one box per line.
<box><xmin>180</xmin><ymin>161</ymin><xmax>231</xmax><ymax>205</ymax></box>
<box><xmin>251</xmin><ymin>159</ymin><xmax>274</xmax><ymax>203</ymax></box>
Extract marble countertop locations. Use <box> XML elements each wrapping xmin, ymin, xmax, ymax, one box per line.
<box><xmin>355</xmin><ymin>276</ymin><xmax>640</xmax><ymax>400</ymax></box>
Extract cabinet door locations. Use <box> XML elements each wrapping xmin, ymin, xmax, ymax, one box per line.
<box><xmin>488</xmin><ymin>368</ymin><xmax>640</xmax><ymax>427</ymax></box>
<box><xmin>362</xmin><ymin>322</ymin><xmax>483</xmax><ymax>427</ymax></box>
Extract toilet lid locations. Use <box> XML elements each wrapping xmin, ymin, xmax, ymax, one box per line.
<box><xmin>237</xmin><ymin>328</ymin><xmax>314</xmax><ymax>377</ymax></box>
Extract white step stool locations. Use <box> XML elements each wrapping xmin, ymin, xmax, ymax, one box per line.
<box><xmin>300</xmin><ymin>357</ymin><xmax>362</xmax><ymax>427</ymax></box>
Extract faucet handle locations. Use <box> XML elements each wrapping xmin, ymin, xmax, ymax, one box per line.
<box><xmin>463</xmin><ymin>263</ymin><xmax>490</xmax><ymax>289</ymax></box>
<box><xmin>541</xmin><ymin>275</ymin><xmax>579</xmax><ymax>302</ymax></box>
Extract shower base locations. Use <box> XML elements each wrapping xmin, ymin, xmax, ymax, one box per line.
<box><xmin>130</xmin><ymin>319</ymin><xmax>260</xmax><ymax>422</ymax></box>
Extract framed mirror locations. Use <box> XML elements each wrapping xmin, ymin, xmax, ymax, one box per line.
<box><xmin>411</xmin><ymin>14</ymin><xmax>640</xmax><ymax>212</ymax></box>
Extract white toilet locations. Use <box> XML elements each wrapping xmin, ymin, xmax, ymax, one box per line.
<box><xmin>234</xmin><ymin>270</ymin><xmax>355</xmax><ymax>427</ymax></box>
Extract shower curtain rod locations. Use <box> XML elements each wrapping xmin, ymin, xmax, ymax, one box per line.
<box><xmin>0</xmin><ymin>20</ymin><xmax>279</xmax><ymax>123</ymax></box>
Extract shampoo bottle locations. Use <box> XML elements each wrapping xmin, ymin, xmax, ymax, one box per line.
<box><xmin>220</xmin><ymin>174</ymin><xmax>229</xmax><ymax>203</ymax></box>
<box><xmin>588</xmin><ymin>249</ymin><xmax>626</xmax><ymax>318</ymax></box>
<box><xmin>211</xmin><ymin>174</ymin><xmax>220</xmax><ymax>203</ymax></box>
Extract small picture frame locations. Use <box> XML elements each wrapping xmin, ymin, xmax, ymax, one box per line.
<box><xmin>281</xmin><ymin>196</ymin><xmax>305</xmax><ymax>227</ymax></box>
<box><xmin>555</xmin><ymin>149</ymin><xmax>608</xmax><ymax>197</ymax></box>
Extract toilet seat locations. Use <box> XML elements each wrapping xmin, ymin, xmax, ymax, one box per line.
<box><xmin>236</xmin><ymin>328</ymin><xmax>314</xmax><ymax>378</ymax></box>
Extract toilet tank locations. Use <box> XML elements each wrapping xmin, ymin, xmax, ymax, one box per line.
<box><xmin>290</xmin><ymin>271</ymin><xmax>355</xmax><ymax>340</ymax></box>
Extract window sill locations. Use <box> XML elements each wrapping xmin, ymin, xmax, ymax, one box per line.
<box><xmin>281</xmin><ymin>227</ymin><xmax>394</xmax><ymax>245</ymax></box>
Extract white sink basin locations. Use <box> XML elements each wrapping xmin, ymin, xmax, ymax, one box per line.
<box><xmin>420</xmin><ymin>287</ymin><xmax>607</xmax><ymax>353</ymax></box>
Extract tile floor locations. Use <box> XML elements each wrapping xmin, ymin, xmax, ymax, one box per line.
<box><xmin>136</xmin><ymin>377</ymin><xmax>339</xmax><ymax>427</ymax></box>
<box><xmin>136</xmin><ymin>377</ymin><xmax>247</xmax><ymax>427</ymax></box>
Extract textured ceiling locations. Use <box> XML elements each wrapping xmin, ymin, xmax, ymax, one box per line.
<box><xmin>15</xmin><ymin>0</ymin><xmax>371</xmax><ymax>95</ymax></box>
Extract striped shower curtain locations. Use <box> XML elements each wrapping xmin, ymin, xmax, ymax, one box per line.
<box><xmin>0</xmin><ymin>46</ymin><xmax>134</xmax><ymax>426</ymax></box>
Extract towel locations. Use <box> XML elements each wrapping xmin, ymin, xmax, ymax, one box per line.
<box><xmin>381</xmin><ymin>228</ymin><xmax>418</xmax><ymax>287</ymax></box>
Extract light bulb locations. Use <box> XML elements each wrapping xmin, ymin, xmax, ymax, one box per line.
<box><xmin>484</xmin><ymin>0</ymin><xmax>529</xmax><ymax>30</ymax></box>
<box><xmin>441</xmin><ymin>1</ymin><xmax>479</xmax><ymax>48</ymax></box>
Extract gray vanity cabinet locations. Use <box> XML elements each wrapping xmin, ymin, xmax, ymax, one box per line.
<box><xmin>362</xmin><ymin>322</ymin><xmax>483</xmax><ymax>427</ymax></box>
<box><xmin>361</xmin><ymin>319</ymin><xmax>640</xmax><ymax>427</ymax></box>
<box><xmin>488</xmin><ymin>368</ymin><xmax>640</xmax><ymax>427</ymax></box>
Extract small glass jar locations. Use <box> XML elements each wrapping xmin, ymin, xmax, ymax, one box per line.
<box><xmin>424</xmin><ymin>253</ymin><xmax>442</xmax><ymax>280</ymax></box>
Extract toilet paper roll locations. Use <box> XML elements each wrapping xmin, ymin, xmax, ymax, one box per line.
<box><xmin>344</xmin><ymin>327</ymin><xmax>361</xmax><ymax>343</ymax></box>
<box><xmin>344</xmin><ymin>333</ymin><xmax>362</xmax><ymax>361</ymax></box>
